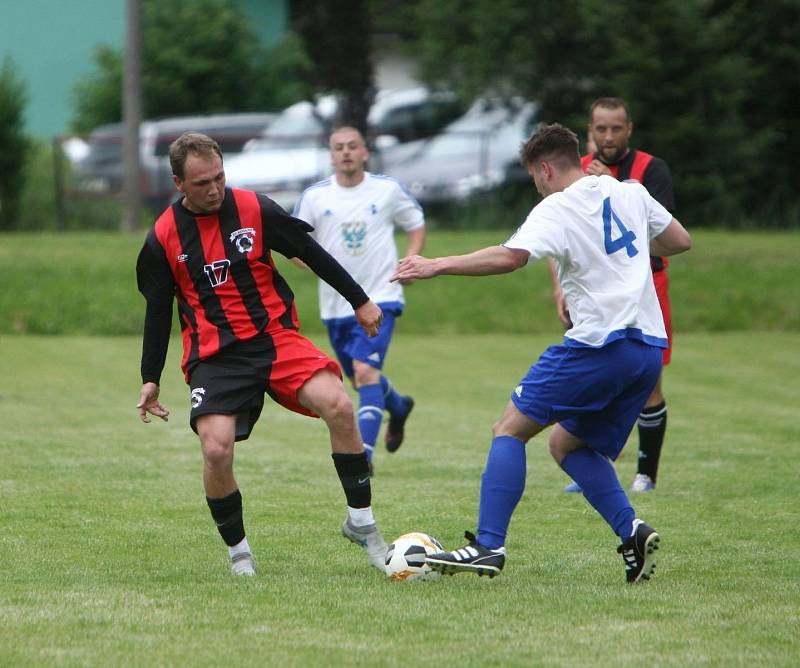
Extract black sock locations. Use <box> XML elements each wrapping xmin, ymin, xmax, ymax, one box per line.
<box><xmin>637</xmin><ymin>401</ymin><xmax>667</xmax><ymax>482</ymax></box>
<box><xmin>332</xmin><ymin>452</ymin><xmax>372</xmax><ymax>509</ymax></box>
<box><xmin>206</xmin><ymin>489</ymin><xmax>246</xmax><ymax>546</ymax></box>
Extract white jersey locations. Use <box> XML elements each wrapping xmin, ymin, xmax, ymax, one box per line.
<box><xmin>504</xmin><ymin>174</ymin><xmax>673</xmax><ymax>348</ymax></box>
<box><xmin>293</xmin><ymin>172</ymin><xmax>424</xmax><ymax>321</ymax></box>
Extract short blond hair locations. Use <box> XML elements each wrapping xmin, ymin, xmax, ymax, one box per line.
<box><xmin>169</xmin><ymin>132</ymin><xmax>223</xmax><ymax>179</ymax></box>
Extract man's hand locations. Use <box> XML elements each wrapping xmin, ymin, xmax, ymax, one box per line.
<box><xmin>137</xmin><ymin>382</ymin><xmax>170</xmax><ymax>423</ymax></box>
<box><xmin>355</xmin><ymin>300</ymin><xmax>383</xmax><ymax>337</ymax></box>
<box><xmin>585</xmin><ymin>159</ymin><xmax>613</xmax><ymax>177</ymax></box>
<box><xmin>391</xmin><ymin>255</ymin><xmax>437</xmax><ymax>283</ymax></box>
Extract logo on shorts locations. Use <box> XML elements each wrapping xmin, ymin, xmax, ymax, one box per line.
<box><xmin>191</xmin><ymin>387</ymin><xmax>206</xmax><ymax>408</ymax></box>
<box><xmin>514</xmin><ymin>385</ymin><xmax>523</xmax><ymax>398</ymax></box>
<box><xmin>367</xmin><ymin>352</ymin><xmax>381</xmax><ymax>362</ymax></box>
<box><xmin>341</xmin><ymin>220</ymin><xmax>367</xmax><ymax>255</ymax></box>
<box><xmin>230</xmin><ymin>227</ymin><xmax>256</xmax><ymax>254</ymax></box>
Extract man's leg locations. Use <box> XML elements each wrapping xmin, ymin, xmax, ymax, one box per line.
<box><xmin>426</xmin><ymin>401</ymin><xmax>544</xmax><ymax>577</ymax></box>
<box><xmin>353</xmin><ymin>360</ymin><xmax>384</xmax><ymax>467</ymax></box>
<box><xmin>298</xmin><ymin>369</ymin><xmax>386</xmax><ymax>571</ymax></box>
<box><xmin>634</xmin><ymin>374</ymin><xmax>667</xmax><ymax>491</ymax></box>
<box><xmin>380</xmin><ymin>376</ymin><xmax>414</xmax><ymax>453</ymax></box>
<box><xmin>550</xmin><ymin>425</ymin><xmax>636</xmax><ymax>540</ymax></box>
<box><xmin>196</xmin><ymin>413</ymin><xmax>255</xmax><ymax>576</ymax></box>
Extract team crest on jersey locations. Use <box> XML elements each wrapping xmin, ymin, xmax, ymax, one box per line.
<box><xmin>190</xmin><ymin>387</ymin><xmax>206</xmax><ymax>408</ymax></box>
<box><xmin>230</xmin><ymin>227</ymin><xmax>256</xmax><ymax>254</ymax></box>
<box><xmin>341</xmin><ymin>221</ymin><xmax>367</xmax><ymax>255</ymax></box>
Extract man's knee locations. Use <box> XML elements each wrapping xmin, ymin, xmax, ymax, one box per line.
<box><xmin>197</xmin><ymin>418</ymin><xmax>235</xmax><ymax>467</ymax></box>
<box><xmin>201</xmin><ymin>437</ymin><xmax>234</xmax><ymax>469</ymax></box>
<box><xmin>353</xmin><ymin>360</ymin><xmax>380</xmax><ymax>388</ymax></box>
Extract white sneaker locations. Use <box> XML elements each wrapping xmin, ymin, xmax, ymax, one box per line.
<box><xmin>230</xmin><ymin>552</ymin><xmax>256</xmax><ymax>576</ymax></box>
<box><xmin>630</xmin><ymin>473</ymin><xmax>656</xmax><ymax>493</ymax></box>
<box><xmin>341</xmin><ymin>518</ymin><xmax>388</xmax><ymax>571</ymax></box>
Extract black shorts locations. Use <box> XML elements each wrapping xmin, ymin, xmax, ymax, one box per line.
<box><xmin>187</xmin><ymin>332</ymin><xmax>340</xmax><ymax>441</ymax></box>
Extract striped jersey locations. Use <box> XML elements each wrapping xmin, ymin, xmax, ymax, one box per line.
<box><xmin>293</xmin><ymin>172</ymin><xmax>424</xmax><ymax>321</ymax></box>
<box><xmin>137</xmin><ymin>188</ymin><xmax>313</xmax><ymax>377</ymax></box>
<box><xmin>504</xmin><ymin>175</ymin><xmax>673</xmax><ymax>349</ymax></box>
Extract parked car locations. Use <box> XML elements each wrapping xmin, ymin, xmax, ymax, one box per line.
<box><xmin>223</xmin><ymin>87</ymin><xmax>464</xmax><ymax>211</ymax></box>
<box><xmin>75</xmin><ymin>112</ymin><xmax>276</xmax><ymax>211</ymax></box>
<box><xmin>379</xmin><ymin>99</ymin><xmax>539</xmax><ymax>206</ymax></box>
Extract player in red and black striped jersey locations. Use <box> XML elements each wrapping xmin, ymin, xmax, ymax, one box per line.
<box><xmin>558</xmin><ymin>98</ymin><xmax>677</xmax><ymax>494</ymax></box>
<box><xmin>135</xmin><ymin>133</ymin><xmax>388</xmax><ymax>576</ymax></box>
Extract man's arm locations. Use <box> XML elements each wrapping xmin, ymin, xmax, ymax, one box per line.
<box><xmin>394</xmin><ymin>226</ymin><xmax>426</xmax><ymax>286</ymax></box>
<box><xmin>547</xmin><ymin>257</ymin><xmax>572</xmax><ymax>329</ymax></box>
<box><xmin>136</xmin><ymin>236</ymin><xmax>174</xmax><ymax>423</ymax></box>
<box><xmin>391</xmin><ymin>245</ymin><xmax>529</xmax><ymax>282</ymax></box>
<box><xmin>404</xmin><ymin>226</ymin><xmax>425</xmax><ymax>257</ymax></box>
<box><xmin>650</xmin><ymin>218</ymin><xmax>692</xmax><ymax>257</ymax></box>
<box><xmin>298</xmin><ymin>237</ymin><xmax>382</xmax><ymax>336</ymax></box>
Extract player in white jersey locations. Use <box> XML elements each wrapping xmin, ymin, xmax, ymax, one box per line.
<box><xmin>294</xmin><ymin>126</ymin><xmax>425</xmax><ymax>473</ymax></box>
<box><xmin>391</xmin><ymin>123</ymin><xmax>691</xmax><ymax>583</ymax></box>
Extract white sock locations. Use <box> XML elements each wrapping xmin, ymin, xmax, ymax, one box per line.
<box><xmin>348</xmin><ymin>506</ymin><xmax>375</xmax><ymax>527</ymax></box>
<box><xmin>228</xmin><ymin>537</ymin><xmax>251</xmax><ymax>558</ymax></box>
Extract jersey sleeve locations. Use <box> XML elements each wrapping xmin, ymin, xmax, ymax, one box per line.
<box><xmin>390</xmin><ymin>180</ymin><xmax>425</xmax><ymax>231</ymax></box>
<box><xmin>259</xmin><ymin>194</ymin><xmax>315</xmax><ymax>258</ymax></box>
<box><xmin>638</xmin><ymin>184</ymin><xmax>674</xmax><ymax>239</ymax></box>
<box><xmin>136</xmin><ymin>230</ymin><xmax>175</xmax><ymax>384</ymax></box>
<box><xmin>136</xmin><ymin>230</ymin><xmax>176</xmax><ymax>303</ymax></box>
<box><xmin>291</xmin><ymin>189</ymin><xmax>317</xmax><ymax>237</ymax></box>
<box><xmin>642</xmin><ymin>157</ymin><xmax>675</xmax><ymax>212</ymax></box>
<box><xmin>502</xmin><ymin>203</ymin><xmax>566</xmax><ymax>263</ymax></box>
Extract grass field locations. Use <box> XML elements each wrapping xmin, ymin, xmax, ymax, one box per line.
<box><xmin>1</xmin><ymin>332</ymin><xmax>798</xmax><ymax>666</ymax></box>
<box><xmin>1</xmin><ymin>229</ymin><xmax>799</xmax><ymax>335</ymax></box>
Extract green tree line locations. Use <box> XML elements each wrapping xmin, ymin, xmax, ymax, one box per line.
<box><xmin>1</xmin><ymin>0</ymin><xmax>798</xmax><ymax>229</ymax></box>
<box><xmin>393</xmin><ymin>0</ymin><xmax>800</xmax><ymax>227</ymax></box>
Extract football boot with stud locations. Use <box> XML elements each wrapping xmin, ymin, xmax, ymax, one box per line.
<box><xmin>425</xmin><ymin>530</ymin><xmax>505</xmax><ymax>578</ymax></box>
<box><xmin>617</xmin><ymin>519</ymin><xmax>660</xmax><ymax>583</ymax></box>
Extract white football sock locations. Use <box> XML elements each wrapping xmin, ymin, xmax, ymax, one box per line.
<box><xmin>348</xmin><ymin>506</ymin><xmax>375</xmax><ymax>527</ymax></box>
<box><xmin>228</xmin><ymin>537</ymin><xmax>251</xmax><ymax>558</ymax></box>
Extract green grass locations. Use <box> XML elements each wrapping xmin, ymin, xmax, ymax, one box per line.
<box><xmin>1</xmin><ymin>332</ymin><xmax>798</xmax><ymax>666</ymax></box>
<box><xmin>0</xmin><ymin>229</ymin><xmax>798</xmax><ymax>335</ymax></box>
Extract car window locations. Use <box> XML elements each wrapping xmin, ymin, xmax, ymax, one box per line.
<box><xmin>248</xmin><ymin>113</ymin><xmax>327</xmax><ymax>150</ymax></box>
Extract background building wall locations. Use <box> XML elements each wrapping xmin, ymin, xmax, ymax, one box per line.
<box><xmin>0</xmin><ymin>0</ymin><xmax>287</xmax><ymax>138</ymax></box>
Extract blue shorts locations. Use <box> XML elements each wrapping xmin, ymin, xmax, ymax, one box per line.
<box><xmin>511</xmin><ymin>339</ymin><xmax>662</xmax><ymax>460</ymax></box>
<box><xmin>325</xmin><ymin>309</ymin><xmax>400</xmax><ymax>379</ymax></box>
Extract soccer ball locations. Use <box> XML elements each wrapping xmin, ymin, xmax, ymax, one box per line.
<box><xmin>384</xmin><ymin>532</ymin><xmax>444</xmax><ymax>581</ymax></box>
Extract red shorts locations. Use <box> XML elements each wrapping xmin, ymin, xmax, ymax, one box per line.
<box><xmin>267</xmin><ymin>329</ymin><xmax>342</xmax><ymax>415</ymax></box>
<box><xmin>188</xmin><ymin>330</ymin><xmax>341</xmax><ymax>441</ymax></box>
<box><xmin>652</xmin><ymin>268</ymin><xmax>672</xmax><ymax>366</ymax></box>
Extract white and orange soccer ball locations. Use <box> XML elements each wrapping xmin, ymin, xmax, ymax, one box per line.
<box><xmin>384</xmin><ymin>532</ymin><xmax>445</xmax><ymax>581</ymax></box>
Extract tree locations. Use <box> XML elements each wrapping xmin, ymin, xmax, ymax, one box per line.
<box><xmin>71</xmin><ymin>0</ymin><xmax>313</xmax><ymax>133</ymax></box>
<box><xmin>0</xmin><ymin>56</ymin><xmax>29</xmax><ymax>229</ymax></box>
<box><xmin>406</xmin><ymin>0</ymin><xmax>800</xmax><ymax>226</ymax></box>
<box><xmin>292</xmin><ymin>0</ymin><xmax>376</xmax><ymax>133</ymax></box>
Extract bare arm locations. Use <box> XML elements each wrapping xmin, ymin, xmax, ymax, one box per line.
<box><xmin>650</xmin><ymin>218</ymin><xmax>692</xmax><ymax>257</ymax></box>
<box><xmin>394</xmin><ymin>226</ymin><xmax>427</xmax><ymax>285</ymax></box>
<box><xmin>403</xmin><ymin>226</ymin><xmax>426</xmax><ymax>257</ymax></box>
<box><xmin>391</xmin><ymin>245</ymin><xmax>529</xmax><ymax>282</ymax></box>
<box><xmin>547</xmin><ymin>258</ymin><xmax>572</xmax><ymax>329</ymax></box>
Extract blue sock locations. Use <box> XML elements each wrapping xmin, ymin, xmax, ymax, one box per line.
<box><xmin>380</xmin><ymin>375</ymin><xmax>407</xmax><ymax>416</ymax></box>
<box><xmin>476</xmin><ymin>436</ymin><xmax>527</xmax><ymax>550</ymax></box>
<box><xmin>357</xmin><ymin>384</ymin><xmax>385</xmax><ymax>462</ymax></box>
<box><xmin>560</xmin><ymin>449</ymin><xmax>635</xmax><ymax>539</ymax></box>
